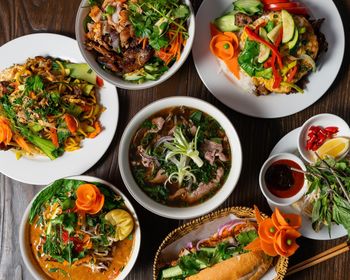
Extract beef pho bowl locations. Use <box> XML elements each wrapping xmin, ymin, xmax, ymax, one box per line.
<box><xmin>119</xmin><ymin>97</ymin><xmax>242</xmax><ymax>219</ymax></box>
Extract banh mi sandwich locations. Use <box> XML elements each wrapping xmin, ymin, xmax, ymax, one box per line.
<box><xmin>159</xmin><ymin>220</ymin><xmax>273</xmax><ymax>280</ymax></box>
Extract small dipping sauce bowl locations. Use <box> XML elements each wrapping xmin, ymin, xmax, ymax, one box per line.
<box><xmin>259</xmin><ymin>153</ymin><xmax>307</xmax><ymax>206</ymax></box>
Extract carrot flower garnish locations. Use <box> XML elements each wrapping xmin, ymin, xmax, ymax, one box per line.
<box><xmin>245</xmin><ymin>206</ymin><xmax>302</xmax><ymax>258</ymax></box>
<box><xmin>209</xmin><ymin>30</ymin><xmax>240</xmax><ymax>79</ymax></box>
<box><xmin>75</xmin><ymin>184</ymin><xmax>105</xmax><ymax>214</ymax></box>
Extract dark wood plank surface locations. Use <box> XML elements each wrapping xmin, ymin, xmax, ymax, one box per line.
<box><xmin>0</xmin><ymin>0</ymin><xmax>349</xmax><ymax>279</ymax></box>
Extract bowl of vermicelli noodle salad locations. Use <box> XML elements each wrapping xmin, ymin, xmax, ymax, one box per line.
<box><xmin>75</xmin><ymin>0</ymin><xmax>195</xmax><ymax>90</ymax></box>
<box><xmin>0</xmin><ymin>56</ymin><xmax>105</xmax><ymax>160</ymax></box>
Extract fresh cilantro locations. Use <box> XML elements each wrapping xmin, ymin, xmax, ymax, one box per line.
<box><xmin>173</xmin><ymin>5</ymin><xmax>190</xmax><ymax>19</ymax></box>
<box><xmin>236</xmin><ymin>230</ymin><xmax>259</xmax><ymax>246</ymax></box>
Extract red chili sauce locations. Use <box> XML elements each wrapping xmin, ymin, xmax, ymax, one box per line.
<box><xmin>265</xmin><ymin>159</ymin><xmax>304</xmax><ymax>198</ymax></box>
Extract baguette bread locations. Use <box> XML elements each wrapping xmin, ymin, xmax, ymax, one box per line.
<box><xmin>186</xmin><ymin>250</ymin><xmax>272</xmax><ymax>280</ymax></box>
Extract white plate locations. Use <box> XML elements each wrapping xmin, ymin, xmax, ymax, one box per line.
<box><xmin>193</xmin><ymin>0</ymin><xmax>345</xmax><ymax>118</ymax></box>
<box><xmin>19</xmin><ymin>175</ymin><xmax>141</xmax><ymax>280</ymax></box>
<box><xmin>268</xmin><ymin>127</ymin><xmax>347</xmax><ymax>240</ymax></box>
<box><xmin>0</xmin><ymin>34</ymin><xmax>119</xmax><ymax>185</ymax></box>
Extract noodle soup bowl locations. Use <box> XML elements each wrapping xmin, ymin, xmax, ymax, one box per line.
<box><xmin>119</xmin><ymin>96</ymin><xmax>243</xmax><ymax>219</ymax></box>
<box><xmin>19</xmin><ymin>175</ymin><xmax>141</xmax><ymax>280</ymax></box>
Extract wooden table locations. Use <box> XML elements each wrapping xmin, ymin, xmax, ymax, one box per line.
<box><xmin>0</xmin><ymin>0</ymin><xmax>349</xmax><ymax>279</ymax></box>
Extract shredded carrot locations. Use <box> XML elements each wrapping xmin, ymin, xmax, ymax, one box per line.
<box><xmin>87</xmin><ymin>121</ymin><xmax>102</xmax><ymax>138</ymax></box>
<box><xmin>156</xmin><ymin>29</ymin><xmax>186</xmax><ymax>65</ymax></box>
<box><xmin>142</xmin><ymin>37</ymin><xmax>148</xmax><ymax>49</ymax></box>
<box><xmin>13</xmin><ymin>135</ymin><xmax>31</xmax><ymax>153</ymax></box>
<box><xmin>0</xmin><ymin>118</ymin><xmax>13</xmax><ymax>145</ymax></box>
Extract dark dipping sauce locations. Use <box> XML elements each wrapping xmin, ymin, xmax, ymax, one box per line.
<box><xmin>265</xmin><ymin>159</ymin><xmax>304</xmax><ymax>198</ymax></box>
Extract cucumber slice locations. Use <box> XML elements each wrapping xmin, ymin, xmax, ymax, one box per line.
<box><xmin>288</xmin><ymin>28</ymin><xmax>299</xmax><ymax>49</ymax></box>
<box><xmin>214</xmin><ymin>12</ymin><xmax>240</xmax><ymax>32</ymax></box>
<box><xmin>65</xmin><ymin>63</ymin><xmax>96</xmax><ymax>85</ymax></box>
<box><xmin>282</xmin><ymin>10</ymin><xmax>295</xmax><ymax>43</ymax></box>
<box><xmin>161</xmin><ymin>265</ymin><xmax>183</xmax><ymax>278</ymax></box>
<box><xmin>258</xmin><ymin>28</ymin><xmax>271</xmax><ymax>63</ymax></box>
<box><xmin>267</xmin><ymin>23</ymin><xmax>282</xmax><ymax>44</ymax></box>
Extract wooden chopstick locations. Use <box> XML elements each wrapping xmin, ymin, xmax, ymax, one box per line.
<box><xmin>286</xmin><ymin>242</ymin><xmax>349</xmax><ymax>276</ymax></box>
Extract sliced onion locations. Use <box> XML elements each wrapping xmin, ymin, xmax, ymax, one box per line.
<box><xmin>186</xmin><ymin>242</ymin><xmax>193</xmax><ymax>249</ymax></box>
<box><xmin>196</xmin><ymin>238</ymin><xmax>209</xmax><ymax>251</ymax></box>
<box><xmin>300</xmin><ymin>54</ymin><xmax>316</xmax><ymax>72</ymax></box>
<box><xmin>154</xmin><ymin>136</ymin><xmax>174</xmax><ymax>149</ymax></box>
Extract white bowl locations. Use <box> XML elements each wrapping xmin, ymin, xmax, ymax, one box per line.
<box><xmin>118</xmin><ymin>97</ymin><xmax>243</xmax><ymax>219</ymax></box>
<box><xmin>19</xmin><ymin>175</ymin><xmax>141</xmax><ymax>280</ymax></box>
<box><xmin>259</xmin><ymin>153</ymin><xmax>307</xmax><ymax>206</ymax></box>
<box><xmin>298</xmin><ymin>113</ymin><xmax>350</xmax><ymax>163</ymax></box>
<box><xmin>75</xmin><ymin>0</ymin><xmax>195</xmax><ymax>90</ymax></box>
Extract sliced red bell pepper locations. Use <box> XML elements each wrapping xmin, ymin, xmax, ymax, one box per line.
<box><xmin>274</xmin><ymin>28</ymin><xmax>283</xmax><ymax>48</ymax></box>
<box><xmin>245</xmin><ymin>26</ymin><xmax>283</xmax><ymax>69</ymax></box>
<box><xmin>96</xmin><ymin>76</ymin><xmax>104</xmax><ymax>87</ymax></box>
<box><xmin>266</xmin><ymin>3</ymin><xmax>309</xmax><ymax>15</ymax></box>
<box><xmin>262</xmin><ymin>0</ymin><xmax>289</xmax><ymax>4</ymax></box>
<box><xmin>255</xmin><ymin>21</ymin><xmax>267</xmax><ymax>34</ymax></box>
<box><xmin>264</xmin><ymin>56</ymin><xmax>273</xmax><ymax>68</ymax></box>
<box><xmin>287</xmin><ymin>65</ymin><xmax>298</xmax><ymax>82</ymax></box>
<box><xmin>271</xmin><ymin>54</ymin><xmax>282</xmax><ymax>88</ymax></box>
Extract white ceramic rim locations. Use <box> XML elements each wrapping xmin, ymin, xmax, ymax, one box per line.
<box><xmin>297</xmin><ymin>113</ymin><xmax>350</xmax><ymax>163</ymax></box>
<box><xmin>192</xmin><ymin>0</ymin><xmax>345</xmax><ymax>118</ymax></box>
<box><xmin>0</xmin><ymin>33</ymin><xmax>119</xmax><ymax>185</ymax></box>
<box><xmin>75</xmin><ymin>0</ymin><xmax>195</xmax><ymax>90</ymax></box>
<box><xmin>259</xmin><ymin>152</ymin><xmax>307</xmax><ymax>206</ymax></box>
<box><xmin>19</xmin><ymin>175</ymin><xmax>141</xmax><ymax>280</ymax></box>
<box><xmin>118</xmin><ymin>96</ymin><xmax>243</xmax><ymax>219</ymax></box>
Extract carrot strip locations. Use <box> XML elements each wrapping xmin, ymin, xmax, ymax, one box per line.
<box><xmin>64</xmin><ymin>114</ymin><xmax>78</xmax><ymax>134</ymax></box>
<box><xmin>49</xmin><ymin>128</ymin><xmax>59</xmax><ymax>148</ymax></box>
<box><xmin>0</xmin><ymin>118</ymin><xmax>13</xmax><ymax>145</ymax></box>
<box><xmin>88</xmin><ymin>121</ymin><xmax>102</xmax><ymax>138</ymax></box>
<box><xmin>13</xmin><ymin>135</ymin><xmax>31</xmax><ymax>153</ymax></box>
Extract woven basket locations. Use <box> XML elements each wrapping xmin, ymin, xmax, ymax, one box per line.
<box><xmin>153</xmin><ymin>206</ymin><xmax>288</xmax><ymax>280</ymax></box>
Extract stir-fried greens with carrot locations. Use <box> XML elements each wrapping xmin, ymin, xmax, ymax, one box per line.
<box><xmin>209</xmin><ymin>0</ymin><xmax>328</xmax><ymax>95</ymax></box>
<box><xmin>84</xmin><ymin>0</ymin><xmax>190</xmax><ymax>83</ymax></box>
<box><xmin>29</xmin><ymin>179</ymin><xmax>135</xmax><ymax>278</ymax></box>
<box><xmin>0</xmin><ymin>57</ymin><xmax>104</xmax><ymax>159</ymax></box>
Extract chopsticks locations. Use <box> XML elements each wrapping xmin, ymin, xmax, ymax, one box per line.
<box><xmin>286</xmin><ymin>242</ymin><xmax>350</xmax><ymax>277</ymax></box>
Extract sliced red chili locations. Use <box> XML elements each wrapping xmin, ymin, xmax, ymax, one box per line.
<box><xmin>245</xmin><ymin>26</ymin><xmax>283</xmax><ymax>69</ymax></box>
<box><xmin>287</xmin><ymin>65</ymin><xmax>298</xmax><ymax>82</ymax></box>
<box><xmin>271</xmin><ymin>54</ymin><xmax>282</xmax><ymax>88</ymax></box>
